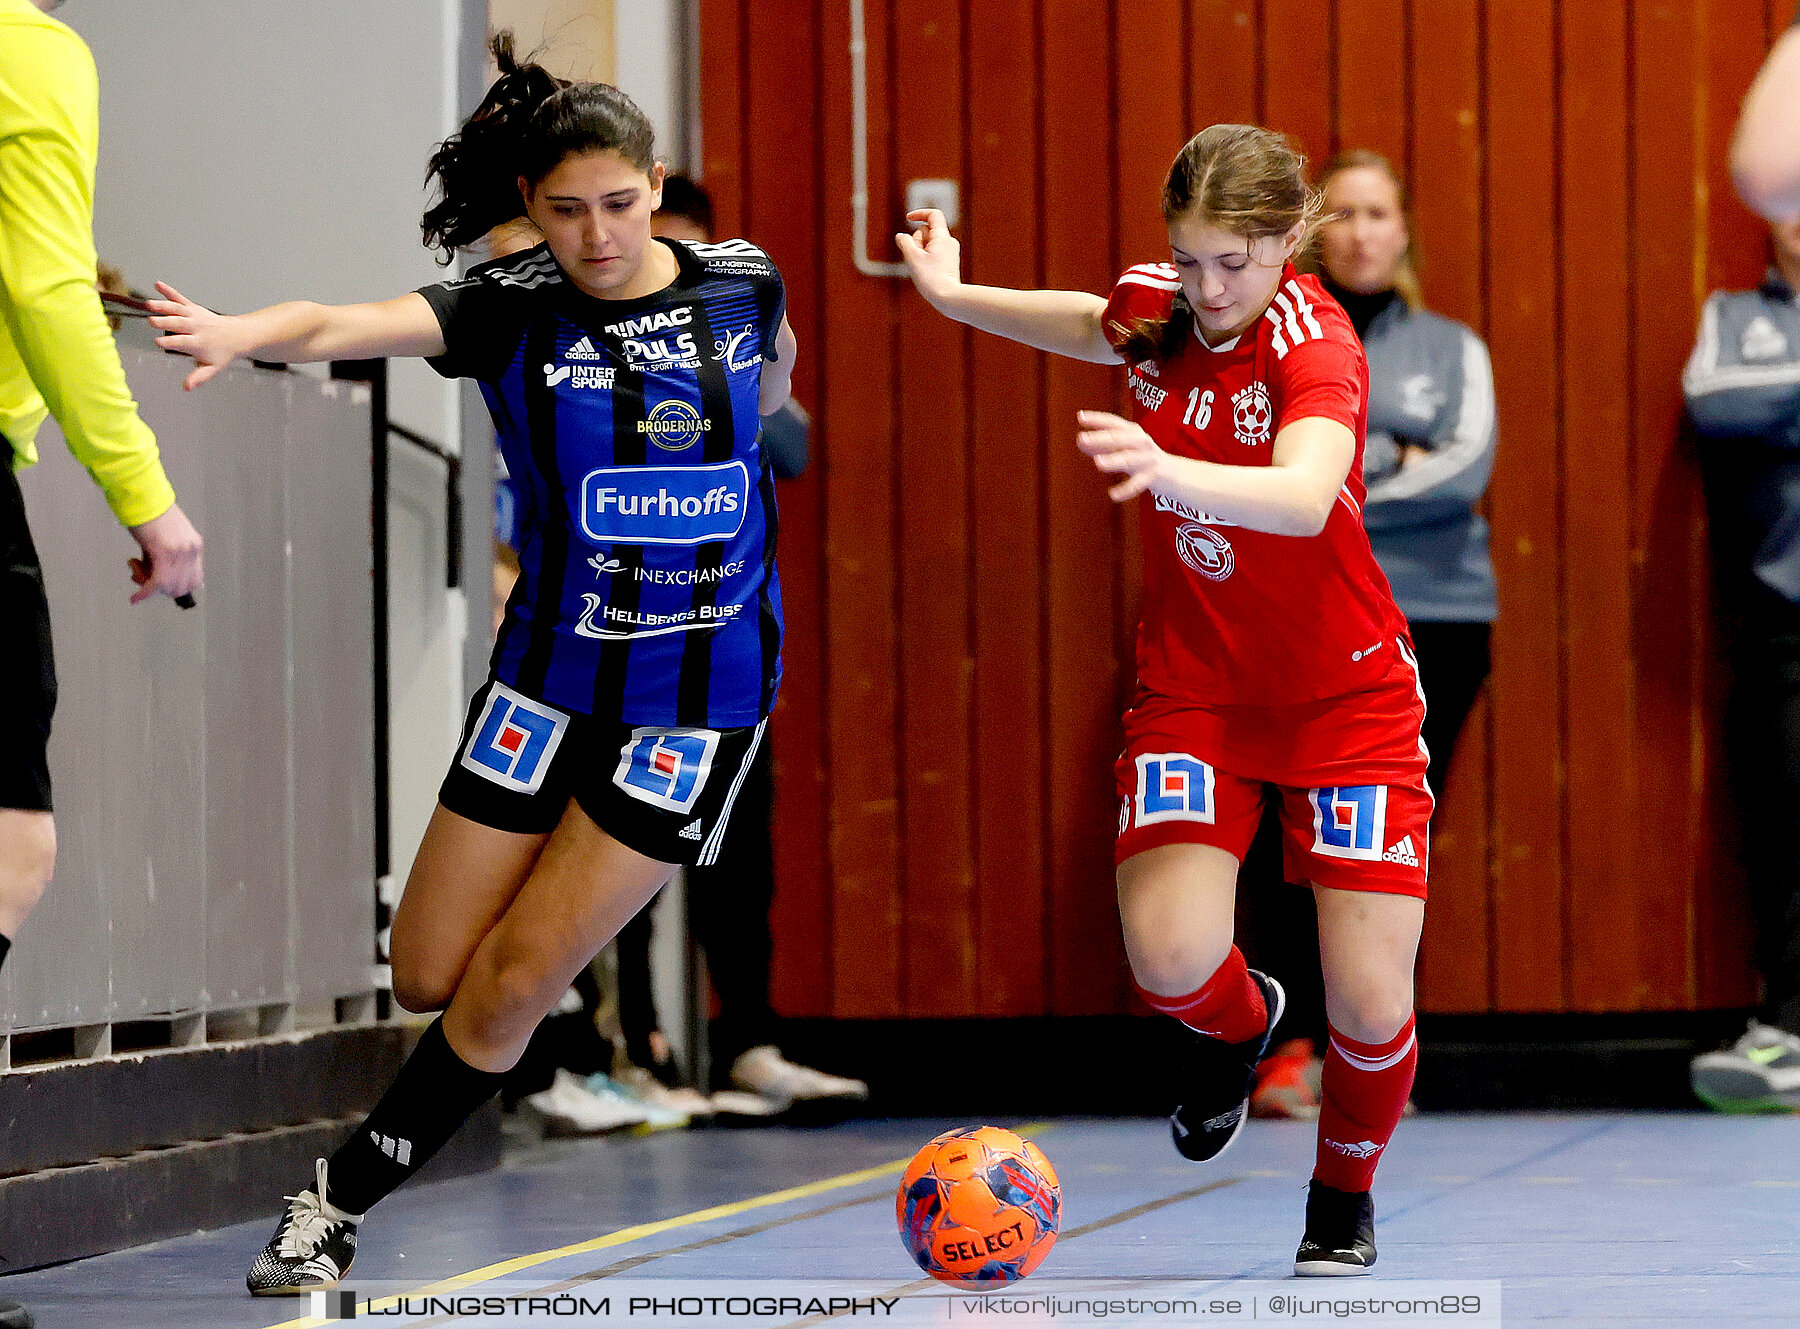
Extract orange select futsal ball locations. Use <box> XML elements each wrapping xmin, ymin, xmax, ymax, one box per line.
<box><xmin>895</xmin><ymin>1126</ymin><xmax>1061</xmax><ymax>1289</ymax></box>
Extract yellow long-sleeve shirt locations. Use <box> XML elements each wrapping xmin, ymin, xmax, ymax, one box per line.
<box><xmin>0</xmin><ymin>0</ymin><xmax>174</xmax><ymax>528</ymax></box>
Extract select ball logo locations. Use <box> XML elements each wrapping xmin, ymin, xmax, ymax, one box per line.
<box><xmin>637</xmin><ymin>398</ymin><xmax>713</xmax><ymax>451</ymax></box>
<box><xmin>896</xmin><ymin>1126</ymin><xmax>1061</xmax><ymax>1290</ymax></box>
<box><xmin>1174</xmin><ymin>521</ymin><xmax>1235</xmax><ymax>581</ymax></box>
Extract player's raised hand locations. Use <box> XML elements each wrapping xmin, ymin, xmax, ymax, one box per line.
<box><xmin>1077</xmin><ymin>410</ymin><xmax>1167</xmax><ymax>503</ymax></box>
<box><xmin>146</xmin><ymin>282</ymin><xmax>245</xmax><ymax>390</ymax></box>
<box><xmin>895</xmin><ymin>208</ymin><xmax>962</xmax><ymax>308</ymax></box>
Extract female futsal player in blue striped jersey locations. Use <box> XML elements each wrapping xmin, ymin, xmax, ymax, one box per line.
<box><xmin>148</xmin><ymin>36</ymin><xmax>796</xmax><ymax>1294</ymax></box>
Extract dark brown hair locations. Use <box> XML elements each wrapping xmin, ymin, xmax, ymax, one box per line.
<box><xmin>421</xmin><ymin>31</ymin><xmax>657</xmax><ymax>262</ymax></box>
<box><xmin>657</xmin><ymin>174</ymin><xmax>715</xmax><ymax>235</ymax></box>
<box><xmin>1315</xmin><ymin>149</ymin><xmax>1423</xmax><ymax>309</ymax></box>
<box><xmin>1111</xmin><ymin>124</ymin><xmax>1326</xmax><ymax>363</ymax></box>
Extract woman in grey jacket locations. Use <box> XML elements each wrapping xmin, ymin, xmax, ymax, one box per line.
<box><xmin>1246</xmin><ymin>150</ymin><xmax>1498</xmax><ymax>1123</ymax></box>
<box><xmin>1317</xmin><ymin>151</ymin><xmax>1498</xmax><ymax>803</ymax></box>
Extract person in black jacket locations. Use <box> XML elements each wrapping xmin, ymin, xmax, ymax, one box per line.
<box><xmin>1682</xmin><ymin>216</ymin><xmax>1800</xmax><ymax>1111</ymax></box>
<box><xmin>612</xmin><ymin>177</ymin><xmax>865</xmax><ymax>1118</ymax></box>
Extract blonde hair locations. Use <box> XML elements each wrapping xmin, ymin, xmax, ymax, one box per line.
<box><xmin>1316</xmin><ymin>149</ymin><xmax>1423</xmax><ymax>310</ymax></box>
<box><xmin>1111</xmin><ymin>124</ymin><xmax>1327</xmax><ymax>363</ymax></box>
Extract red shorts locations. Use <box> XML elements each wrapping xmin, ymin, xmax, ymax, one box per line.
<box><xmin>1113</xmin><ymin>637</ymin><xmax>1432</xmax><ymax>898</ymax></box>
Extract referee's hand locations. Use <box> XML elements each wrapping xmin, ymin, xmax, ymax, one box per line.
<box><xmin>126</xmin><ymin>503</ymin><xmax>204</xmax><ymax>606</ymax></box>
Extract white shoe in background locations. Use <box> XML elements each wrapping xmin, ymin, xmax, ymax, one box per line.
<box><xmin>706</xmin><ymin>1089</ymin><xmax>784</xmax><ymax>1118</ymax></box>
<box><xmin>728</xmin><ymin>1045</ymin><xmax>870</xmax><ymax>1111</ymax></box>
<box><xmin>614</xmin><ymin>1065</ymin><xmax>714</xmax><ymax>1124</ymax></box>
<box><xmin>524</xmin><ymin>1069</ymin><xmax>651</xmax><ymax>1135</ymax></box>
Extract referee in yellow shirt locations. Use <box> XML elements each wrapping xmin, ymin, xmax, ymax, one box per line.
<box><xmin>2</xmin><ymin>11</ymin><xmax>203</xmax><ymax>1296</ymax></box>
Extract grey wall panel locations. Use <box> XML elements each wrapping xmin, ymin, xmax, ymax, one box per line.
<box><xmin>288</xmin><ymin>379</ymin><xmax>376</xmax><ymax>1005</ymax></box>
<box><xmin>15</xmin><ymin>451</ymin><xmax>114</xmax><ymax>1029</ymax></box>
<box><xmin>67</xmin><ymin>0</ymin><xmax>464</xmax><ymax>450</ymax></box>
<box><xmin>101</xmin><ymin>355</ymin><xmax>208</xmax><ymax>1019</ymax></box>
<box><xmin>386</xmin><ymin>438</ymin><xmax>458</xmax><ymax>893</ymax></box>
<box><xmin>198</xmin><ymin>369</ymin><xmax>293</xmax><ymax>1011</ymax></box>
<box><xmin>5</xmin><ymin>348</ymin><xmax>374</xmax><ymax>1035</ymax></box>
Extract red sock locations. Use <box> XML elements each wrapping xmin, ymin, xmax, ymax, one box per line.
<box><xmin>1133</xmin><ymin>946</ymin><xmax>1267</xmax><ymax>1043</ymax></box>
<box><xmin>1314</xmin><ymin>1015</ymin><xmax>1417</xmax><ymax>1192</ymax></box>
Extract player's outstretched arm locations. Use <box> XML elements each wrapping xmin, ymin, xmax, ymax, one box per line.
<box><xmin>1733</xmin><ymin>26</ymin><xmax>1800</xmax><ymax>220</ymax></box>
<box><xmin>146</xmin><ymin>284</ymin><xmax>447</xmax><ymax>391</ymax></box>
<box><xmin>1076</xmin><ymin>410</ymin><xmax>1354</xmax><ymax>537</ymax></box>
<box><xmin>895</xmin><ymin>209</ymin><xmax>1122</xmax><ymax>365</ymax></box>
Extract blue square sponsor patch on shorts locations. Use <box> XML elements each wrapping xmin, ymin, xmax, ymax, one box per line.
<box><xmin>612</xmin><ymin>727</ymin><xmax>720</xmax><ymax>814</ymax></box>
<box><xmin>1133</xmin><ymin>752</ymin><xmax>1217</xmax><ymax>826</ymax></box>
<box><xmin>460</xmin><ymin>681</ymin><xmax>570</xmax><ymax>794</ymax></box>
<box><xmin>1310</xmin><ymin>785</ymin><xmax>1389</xmax><ymax>861</ymax></box>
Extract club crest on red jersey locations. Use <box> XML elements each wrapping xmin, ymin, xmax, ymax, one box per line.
<box><xmin>1231</xmin><ymin>382</ymin><xmax>1273</xmax><ymax>447</ymax></box>
<box><xmin>1174</xmin><ymin>521</ymin><xmax>1235</xmax><ymax>581</ymax></box>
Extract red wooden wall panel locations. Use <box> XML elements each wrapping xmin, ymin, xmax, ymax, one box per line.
<box><xmin>816</xmin><ymin>0</ymin><xmax>903</xmax><ymax>1015</ymax></box>
<box><xmin>965</xmin><ymin>0</ymin><xmax>1048</xmax><ymax>1016</ymax></box>
<box><xmin>736</xmin><ymin>0</ymin><xmax>833</xmax><ymax>1019</ymax></box>
<box><xmin>1261</xmin><ymin>0</ymin><xmax>1332</xmax><ymax>164</ymax></box>
<box><xmin>892</xmin><ymin>0</ymin><xmax>977</xmax><ymax>1016</ymax></box>
<box><xmin>699</xmin><ymin>0</ymin><xmax>1775</xmax><ymax>1019</ymax></box>
<box><xmin>1631</xmin><ymin>0</ymin><xmax>1712</xmax><ymax>1011</ymax></box>
<box><xmin>1408</xmin><ymin>0</ymin><xmax>1490</xmax><ymax>1012</ymax></box>
<box><xmin>1334</xmin><ymin>0</ymin><xmax>1407</xmax><ymax>167</ymax></box>
<box><xmin>1188</xmin><ymin>0</ymin><xmax>1261</xmax><ymax>127</ymax></box>
<box><xmin>1558</xmin><ymin>0</ymin><xmax>1641</xmax><ymax>1012</ymax></box>
<box><xmin>1041</xmin><ymin>0</ymin><xmax>1133</xmax><ymax>1016</ymax></box>
<box><xmin>1484</xmin><ymin>0</ymin><xmax>1567</xmax><ymax>1010</ymax></box>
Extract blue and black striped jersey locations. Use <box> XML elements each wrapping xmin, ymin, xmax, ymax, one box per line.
<box><xmin>418</xmin><ymin>237</ymin><xmax>787</xmax><ymax>727</ymax></box>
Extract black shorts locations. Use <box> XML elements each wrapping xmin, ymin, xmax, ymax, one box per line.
<box><xmin>0</xmin><ymin>461</ymin><xmax>55</xmax><ymax>813</ymax></box>
<box><xmin>438</xmin><ymin>676</ymin><xmax>768</xmax><ymax>867</ymax></box>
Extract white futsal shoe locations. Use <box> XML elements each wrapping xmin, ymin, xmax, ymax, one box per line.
<box><xmin>525</xmin><ymin>1069</ymin><xmax>651</xmax><ymax>1135</ymax></box>
<box><xmin>246</xmin><ymin>1158</ymin><xmax>362</xmax><ymax>1295</ymax></box>
<box><xmin>729</xmin><ymin>1045</ymin><xmax>870</xmax><ymax>1111</ymax></box>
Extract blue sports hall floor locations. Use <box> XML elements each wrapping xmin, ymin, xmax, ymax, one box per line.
<box><xmin>5</xmin><ymin>1112</ymin><xmax>1797</xmax><ymax>1327</ymax></box>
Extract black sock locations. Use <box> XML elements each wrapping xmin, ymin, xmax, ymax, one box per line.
<box><xmin>0</xmin><ymin>934</ymin><xmax>11</xmax><ymax>974</ymax></box>
<box><xmin>325</xmin><ymin>1018</ymin><xmax>505</xmax><ymax>1215</ymax></box>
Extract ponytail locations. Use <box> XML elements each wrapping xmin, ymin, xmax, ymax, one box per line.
<box><xmin>1110</xmin><ymin>296</ymin><xmax>1198</xmax><ymax>365</ymax></box>
<box><xmin>422</xmin><ymin>31</ymin><xmax>657</xmax><ymax>263</ymax></box>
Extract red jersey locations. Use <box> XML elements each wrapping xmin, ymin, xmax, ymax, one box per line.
<box><xmin>1104</xmin><ymin>263</ymin><xmax>1409</xmax><ymax>707</ymax></box>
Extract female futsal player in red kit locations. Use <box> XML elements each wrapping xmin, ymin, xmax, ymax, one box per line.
<box><xmin>898</xmin><ymin>124</ymin><xmax>1429</xmax><ymax>1274</ymax></box>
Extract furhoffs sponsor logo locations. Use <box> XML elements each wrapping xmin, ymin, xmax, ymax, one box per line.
<box><xmin>579</xmin><ymin>462</ymin><xmax>750</xmax><ymax>546</ymax></box>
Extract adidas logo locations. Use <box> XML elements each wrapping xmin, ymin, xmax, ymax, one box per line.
<box><xmin>1742</xmin><ymin>314</ymin><xmax>1790</xmax><ymax>363</ymax></box>
<box><xmin>371</xmin><ymin>1131</ymin><xmax>412</xmax><ymax>1166</ymax></box>
<box><xmin>1325</xmin><ymin>1138</ymin><xmax>1384</xmax><ymax>1160</ymax></box>
<box><xmin>678</xmin><ymin>820</ymin><xmax>703</xmax><ymax>842</ymax></box>
<box><xmin>1382</xmin><ymin>835</ymin><xmax>1419</xmax><ymax>867</ymax></box>
<box><xmin>566</xmin><ymin>335</ymin><xmax>604</xmax><ymax>361</ymax></box>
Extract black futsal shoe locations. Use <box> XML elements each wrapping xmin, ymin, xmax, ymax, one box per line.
<box><xmin>1295</xmin><ymin>1180</ymin><xmax>1377</xmax><ymax>1276</ymax></box>
<box><xmin>1169</xmin><ymin>970</ymin><xmax>1286</xmax><ymax>1162</ymax></box>
<box><xmin>246</xmin><ymin>1158</ymin><xmax>362</xmax><ymax>1295</ymax></box>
